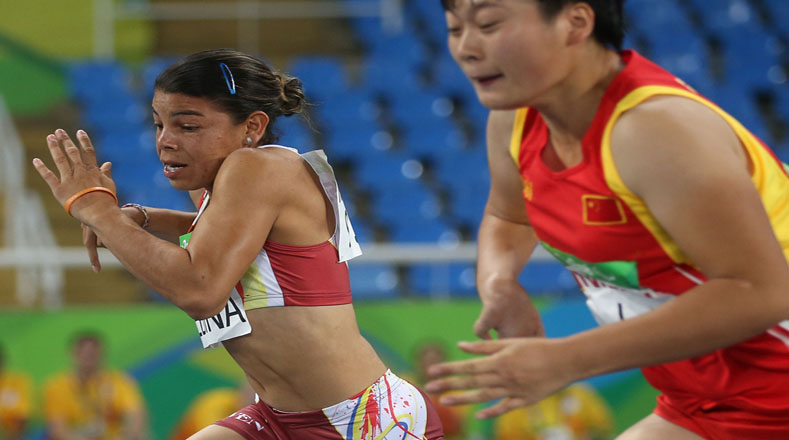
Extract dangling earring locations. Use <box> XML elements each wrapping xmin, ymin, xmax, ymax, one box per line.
<box><xmin>245</xmin><ymin>136</ymin><xmax>253</xmax><ymax>146</ymax></box>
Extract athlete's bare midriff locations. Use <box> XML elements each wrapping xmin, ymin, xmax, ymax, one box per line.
<box><xmin>222</xmin><ymin>304</ymin><xmax>387</xmax><ymax>412</ymax></box>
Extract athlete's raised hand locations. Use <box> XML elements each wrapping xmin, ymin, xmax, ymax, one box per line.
<box><xmin>33</xmin><ymin>129</ymin><xmax>117</xmax><ymax>222</ymax></box>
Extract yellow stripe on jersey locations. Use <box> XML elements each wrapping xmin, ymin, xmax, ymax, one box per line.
<box><xmin>510</xmin><ymin>108</ymin><xmax>529</xmax><ymax>167</ymax></box>
<box><xmin>600</xmin><ymin>85</ymin><xmax>789</xmax><ymax>264</ymax></box>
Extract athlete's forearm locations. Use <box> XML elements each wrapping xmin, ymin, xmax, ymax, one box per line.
<box><xmin>141</xmin><ymin>207</ymin><xmax>196</xmax><ymax>243</ymax></box>
<box><xmin>476</xmin><ymin>210</ymin><xmax>539</xmax><ymax>296</ymax></box>
<box><xmin>81</xmin><ymin>204</ymin><xmax>227</xmax><ymax>318</ymax></box>
<box><xmin>560</xmin><ymin>277</ymin><xmax>789</xmax><ymax>381</ymax></box>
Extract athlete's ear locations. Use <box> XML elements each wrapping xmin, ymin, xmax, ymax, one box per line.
<box><xmin>563</xmin><ymin>2</ymin><xmax>595</xmax><ymax>46</ymax></box>
<box><xmin>244</xmin><ymin>111</ymin><xmax>270</xmax><ymax>146</ymax></box>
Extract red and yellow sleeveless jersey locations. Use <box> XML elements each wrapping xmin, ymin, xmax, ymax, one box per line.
<box><xmin>510</xmin><ymin>50</ymin><xmax>789</xmax><ymax>414</ymax></box>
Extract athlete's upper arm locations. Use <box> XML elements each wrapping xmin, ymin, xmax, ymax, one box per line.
<box><xmin>486</xmin><ymin>109</ymin><xmax>530</xmax><ymax>225</ymax></box>
<box><xmin>611</xmin><ymin>96</ymin><xmax>789</xmax><ymax>290</ymax></box>
<box><xmin>177</xmin><ymin>148</ymin><xmax>287</xmax><ymax>313</ymax></box>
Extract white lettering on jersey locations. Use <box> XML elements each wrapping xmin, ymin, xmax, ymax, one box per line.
<box><xmin>194</xmin><ymin>288</ymin><xmax>252</xmax><ymax>348</ymax></box>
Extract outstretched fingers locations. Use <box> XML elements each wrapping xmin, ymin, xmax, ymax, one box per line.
<box><xmin>440</xmin><ymin>387</ymin><xmax>510</xmax><ymax>407</ymax></box>
<box><xmin>45</xmin><ymin>132</ymin><xmax>71</xmax><ymax>178</ymax></box>
<box><xmin>475</xmin><ymin>397</ymin><xmax>531</xmax><ymax>419</ymax></box>
<box><xmin>76</xmin><ymin>130</ymin><xmax>99</xmax><ymax>168</ymax></box>
<box><xmin>56</xmin><ymin>129</ymin><xmax>85</xmax><ymax>168</ymax></box>
<box><xmin>427</xmin><ymin>370</ymin><xmax>503</xmax><ymax>394</ymax></box>
<box><xmin>32</xmin><ymin>158</ymin><xmax>60</xmax><ymax>189</ymax></box>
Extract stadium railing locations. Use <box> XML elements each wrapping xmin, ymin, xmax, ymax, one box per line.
<box><xmin>93</xmin><ymin>0</ymin><xmax>404</xmax><ymax>57</ymax></box>
<box><xmin>0</xmin><ymin>96</ymin><xmax>64</xmax><ymax>308</ymax></box>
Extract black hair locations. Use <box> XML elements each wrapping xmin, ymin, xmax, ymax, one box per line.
<box><xmin>441</xmin><ymin>0</ymin><xmax>626</xmax><ymax>51</ymax></box>
<box><xmin>154</xmin><ymin>48</ymin><xmax>308</xmax><ymax>145</ymax></box>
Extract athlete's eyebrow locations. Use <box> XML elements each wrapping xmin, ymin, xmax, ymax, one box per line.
<box><xmin>170</xmin><ymin>110</ymin><xmax>205</xmax><ymax>118</ymax></box>
<box><xmin>151</xmin><ymin>108</ymin><xmax>205</xmax><ymax>118</ymax></box>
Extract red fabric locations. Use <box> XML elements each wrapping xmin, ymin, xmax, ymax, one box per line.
<box><xmin>215</xmin><ymin>402</ymin><xmax>344</xmax><ymax>440</ymax></box>
<box><xmin>214</xmin><ymin>386</ymin><xmax>445</xmax><ymax>440</ymax></box>
<box><xmin>656</xmin><ymin>392</ymin><xmax>789</xmax><ymax>440</ymax></box>
<box><xmin>515</xmin><ymin>50</ymin><xmax>789</xmax><ymax>427</ymax></box>
<box><xmin>263</xmin><ymin>240</ymin><xmax>352</xmax><ymax>306</ymax></box>
<box><xmin>516</xmin><ymin>50</ymin><xmax>706</xmax><ymax>295</ymax></box>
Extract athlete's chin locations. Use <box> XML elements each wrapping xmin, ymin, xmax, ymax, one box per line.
<box><xmin>476</xmin><ymin>93</ymin><xmax>527</xmax><ymax>111</ymax></box>
<box><xmin>168</xmin><ymin>179</ymin><xmax>200</xmax><ymax>192</ymax></box>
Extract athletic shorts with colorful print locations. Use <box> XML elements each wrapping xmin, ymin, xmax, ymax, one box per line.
<box><xmin>215</xmin><ymin>370</ymin><xmax>445</xmax><ymax>439</ymax></box>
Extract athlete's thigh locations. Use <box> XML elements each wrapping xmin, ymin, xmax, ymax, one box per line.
<box><xmin>616</xmin><ymin>414</ymin><xmax>704</xmax><ymax>440</ymax></box>
<box><xmin>188</xmin><ymin>424</ymin><xmax>248</xmax><ymax>440</ymax></box>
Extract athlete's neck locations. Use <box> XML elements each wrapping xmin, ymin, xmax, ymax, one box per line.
<box><xmin>535</xmin><ymin>46</ymin><xmax>624</xmax><ymax>146</ymax></box>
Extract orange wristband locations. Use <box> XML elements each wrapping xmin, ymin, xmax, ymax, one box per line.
<box><xmin>63</xmin><ymin>187</ymin><xmax>118</xmax><ymax>217</ymax></box>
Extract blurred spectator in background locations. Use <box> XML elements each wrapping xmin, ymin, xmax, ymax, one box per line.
<box><xmin>169</xmin><ymin>380</ymin><xmax>256</xmax><ymax>440</ymax></box>
<box><xmin>43</xmin><ymin>332</ymin><xmax>149</xmax><ymax>440</ymax></box>
<box><xmin>494</xmin><ymin>383</ymin><xmax>613</xmax><ymax>440</ymax></box>
<box><xmin>0</xmin><ymin>345</ymin><xmax>32</xmax><ymax>440</ymax></box>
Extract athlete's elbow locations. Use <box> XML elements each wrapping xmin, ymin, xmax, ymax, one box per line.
<box><xmin>177</xmin><ymin>288</ymin><xmax>228</xmax><ymax>320</ymax></box>
<box><xmin>752</xmin><ymin>277</ymin><xmax>789</xmax><ymax>325</ymax></box>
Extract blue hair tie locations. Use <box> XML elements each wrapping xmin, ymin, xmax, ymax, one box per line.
<box><xmin>219</xmin><ymin>62</ymin><xmax>236</xmax><ymax>95</ymax></box>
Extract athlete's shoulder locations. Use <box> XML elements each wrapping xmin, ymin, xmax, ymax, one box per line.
<box><xmin>234</xmin><ymin>146</ymin><xmax>304</xmax><ymax>171</ymax></box>
<box><xmin>610</xmin><ymin>94</ymin><xmax>745</xmax><ymax>196</ymax></box>
<box><xmin>216</xmin><ymin>146</ymin><xmax>303</xmax><ymax>190</ymax></box>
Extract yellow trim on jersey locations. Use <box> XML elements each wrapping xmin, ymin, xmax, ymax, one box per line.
<box><xmin>600</xmin><ymin>85</ymin><xmax>789</xmax><ymax>263</ymax></box>
<box><xmin>241</xmin><ymin>264</ymin><xmax>269</xmax><ymax>309</ymax></box>
<box><xmin>510</xmin><ymin>108</ymin><xmax>529</xmax><ymax>166</ymax></box>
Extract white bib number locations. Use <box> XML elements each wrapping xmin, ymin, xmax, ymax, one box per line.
<box><xmin>574</xmin><ymin>272</ymin><xmax>674</xmax><ymax>326</ymax></box>
<box><xmin>180</xmin><ymin>230</ymin><xmax>252</xmax><ymax>348</ymax></box>
<box><xmin>195</xmin><ymin>288</ymin><xmax>252</xmax><ymax>348</ymax></box>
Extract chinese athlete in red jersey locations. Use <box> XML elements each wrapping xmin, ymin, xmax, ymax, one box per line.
<box><xmin>427</xmin><ymin>1</ymin><xmax>789</xmax><ymax>439</ymax></box>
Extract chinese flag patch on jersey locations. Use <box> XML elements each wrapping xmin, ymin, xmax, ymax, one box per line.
<box><xmin>582</xmin><ymin>195</ymin><xmax>626</xmax><ymax>225</ymax></box>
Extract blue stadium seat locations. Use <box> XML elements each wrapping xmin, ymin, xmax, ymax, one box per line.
<box><xmin>68</xmin><ymin>60</ymin><xmax>133</xmax><ymax>105</ymax></box>
<box><xmin>368</xmin><ymin>181</ymin><xmax>442</xmax><ymax>226</ymax></box>
<box><xmin>94</xmin><ymin>128</ymin><xmax>156</xmax><ymax>165</ymax></box>
<box><xmin>349</xmin><ymin>216</ymin><xmax>374</xmax><ymax>243</ymax></box>
<box><xmin>348</xmin><ymin>263</ymin><xmax>401</xmax><ymax>300</ymax></box>
<box><xmin>387</xmin><ymin>216</ymin><xmax>459</xmax><ymax>244</ymax></box>
<box><xmin>272</xmin><ymin>115</ymin><xmax>315</xmax><ymax>149</ymax></box>
<box><xmin>141</xmin><ymin>56</ymin><xmax>179</xmax><ymax>97</ymax></box>
<box><xmin>387</xmin><ymin>89</ymin><xmax>456</xmax><ymax>128</ymax></box>
<box><xmin>288</xmin><ymin>56</ymin><xmax>350</xmax><ymax>100</ymax></box>
<box><xmin>360</xmin><ymin>58</ymin><xmax>426</xmax><ymax>96</ymax></box>
<box><xmin>401</xmin><ymin>119</ymin><xmax>470</xmax><ymax>161</ymax></box>
<box><xmin>434</xmin><ymin>148</ymin><xmax>489</xmax><ymax>190</ymax></box>
<box><xmin>447</xmin><ymin>181</ymin><xmax>488</xmax><ymax>230</ymax></box>
<box><xmin>763</xmin><ymin>0</ymin><xmax>789</xmax><ymax>38</ymax></box>
<box><xmin>354</xmin><ymin>150</ymin><xmax>425</xmax><ymax>190</ymax></box>
<box><xmin>626</xmin><ymin>0</ymin><xmax>691</xmax><ymax>39</ymax></box>
<box><xmin>82</xmin><ymin>92</ymin><xmax>149</xmax><ymax>137</ymax></box>
<box><xmin>324</xmin><ymin>120</ymin><xmax>393</xmax><ymax>162</ymax></box>
<box><xmin>315</xmin><ymin>88</ymin><xmax>383</xmax><ymax>128</ymax></box>
<box><xmin>408</xmin><ymin>263</ymin><xmax>477</xmax><ymax>297</ymax></box>
<box><xmin>432</xmin><ymin>54</ymin><xmax>474</xmax><ymax>97</ymax></box>
<box><xmin>366</xmin><ymin>32</ymin><xmax>430</xmax><ymax>68</ymax></box>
